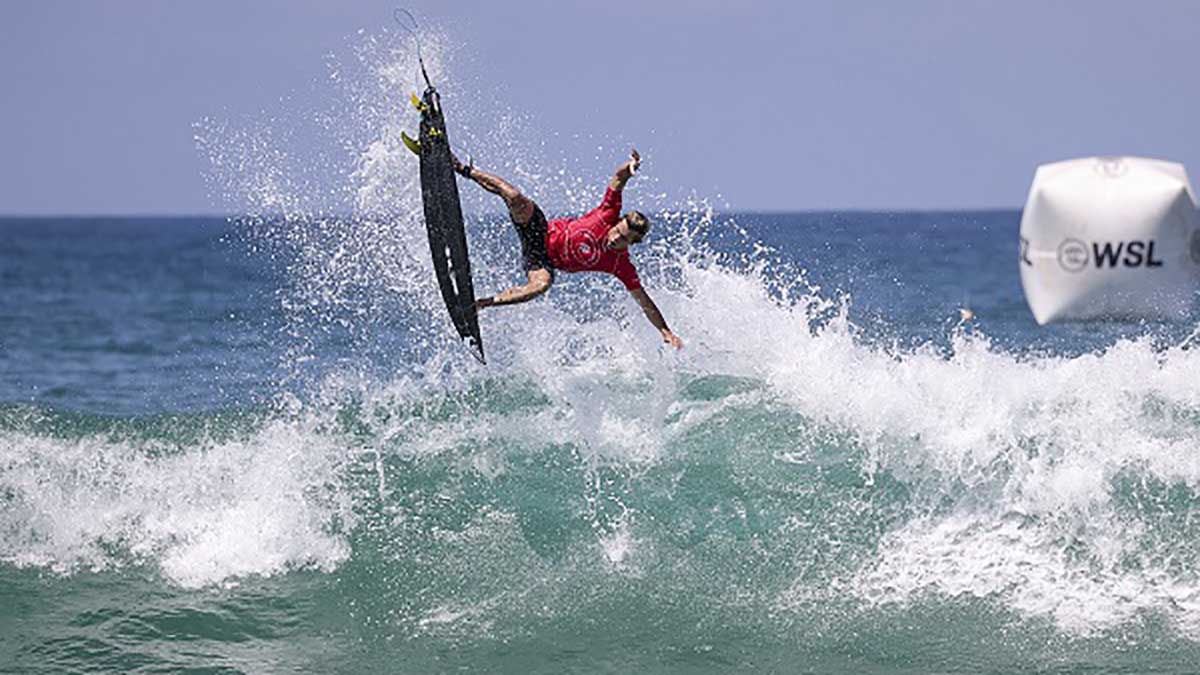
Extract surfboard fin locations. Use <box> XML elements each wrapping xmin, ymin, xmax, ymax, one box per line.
<box><xmin>410</xmin><ymin>92</ymin><xmax>428</xmax><ymax>113</ymax></box>
<box><xmin>401</xmin><ymin>131</ymin><xmax>421</xmax><ymax>155</ymax></box>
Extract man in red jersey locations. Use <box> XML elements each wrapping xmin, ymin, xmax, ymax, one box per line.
<box><xmin>453</xmin><ymin>149</ymin><xmax>683</xmax><ymax>349</ymax></box>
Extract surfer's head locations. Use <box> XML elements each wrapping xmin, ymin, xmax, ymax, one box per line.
<box><xmin>608</xmin><ymin>211</ymin><xmax>650</xmax><ymax>249</ymax></box>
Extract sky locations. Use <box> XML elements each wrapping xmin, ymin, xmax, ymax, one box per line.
<box><xmin>2</xmin><ymin>0</ymin><xmax>1198</xmax><ymax>214</ymax></box>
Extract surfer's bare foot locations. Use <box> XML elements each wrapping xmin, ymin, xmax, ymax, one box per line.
<box><xmin>662</xmin><ymin>330</ymin><xmax>683</xmax><ymax>349</ymax></box>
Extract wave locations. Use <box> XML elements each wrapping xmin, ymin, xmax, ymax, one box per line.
<box><xmin>5</xmin><ymin>276</ymin><xmax>1200</xmax><ymax>642</ymax></box>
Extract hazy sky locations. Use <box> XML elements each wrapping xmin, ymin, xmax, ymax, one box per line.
<box><xmin>2</xmin><ymin>1</ymin><xmax>1198</xmax><ymax>213</ymax></box>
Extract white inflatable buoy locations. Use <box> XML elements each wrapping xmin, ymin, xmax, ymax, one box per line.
<box><xmin>1019</xmin><ymin>156</ymin><xmax>1200</xmax><ymax>324</ymax></box>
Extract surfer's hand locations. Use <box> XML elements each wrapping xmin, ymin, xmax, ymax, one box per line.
<box><xmin>662</xmin><ymin>330</ymin><xmax>683</xmax><ymax>349</ymax></box>
<box><xmin>616</xmin><ymin>149</ymin><xmax>640</xmax><ymax>180</ymax></box>
<box><xmin>475</xmin><ymin>297</ymin><xmax>494</xmax><ymax>311</ymax></box>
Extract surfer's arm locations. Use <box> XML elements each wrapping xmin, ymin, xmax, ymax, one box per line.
<box><xmin>629</xmin><ymin>287</ymin><xmax>682</xmax><ymax>349</ymax></box>
<box><xmin>609</xmin><ymin>149</ymin><xmax>641</xmax><ymax>192</ymax></box>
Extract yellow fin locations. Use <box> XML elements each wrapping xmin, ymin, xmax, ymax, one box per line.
<box><xmin>401</xmin><ymin>131</ymin><xmax>420</xmax><ymax>155</ymax></box>
<box><xmin>410</xmin><ymin>92</ymin><xmax>427</xmax><ymax>113</ymax></box>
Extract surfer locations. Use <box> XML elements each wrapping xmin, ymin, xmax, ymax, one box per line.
<box><xmin>454</xmin><ymin>149</ymin><xmax>683</xmax><ymax>349</ymax></box>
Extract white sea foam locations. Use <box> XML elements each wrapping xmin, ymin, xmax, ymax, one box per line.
<box><xmin>0</xmin><ymin>415</ymin><xmax>355</xmax><ymax>588</ymax></box>
<box><xmin>667</xmin><ymin>255</ymin><xmax>1200</xmax><ymax>635</ymax></box>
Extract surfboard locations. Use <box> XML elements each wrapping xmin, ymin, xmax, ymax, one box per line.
<box><xmin>411</xmin><ymin>86</ymin><xmax>485</xmax><ymax>363</ymax></box>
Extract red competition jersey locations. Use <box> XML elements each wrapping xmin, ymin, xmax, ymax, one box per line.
<box><xmin>545</xmin><ymin>187</ymin><xmax>641</xmax><ymax>290</ymax></box>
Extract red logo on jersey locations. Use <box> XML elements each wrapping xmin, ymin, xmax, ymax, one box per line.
<box><xmin>568</xmin><ymin>231</ymin><xmax>602</xmax><ymax>266</ymax></box>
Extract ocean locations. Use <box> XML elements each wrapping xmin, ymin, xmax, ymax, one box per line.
<box><xmin>3</xmin><ymin>209</ymin><xmax>1200</xmax><ymax>674</ymax></box>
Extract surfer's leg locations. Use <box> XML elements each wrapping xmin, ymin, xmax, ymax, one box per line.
<box><xmin>478</xmin><ymin>204</ymin><xmax>555</xmax><ymax>311</ymax></box>
<box><xmin>460</xmin><ymin>164</ymin><xmax>535</xmax><ymax>224</ymax></box>
<box><xmin>478</xmin><ymin>269</ymin><xmax>552</xmax><ymax>309</ymax></box>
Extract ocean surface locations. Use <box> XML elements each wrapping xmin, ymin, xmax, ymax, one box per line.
<box><xmin>3</xmin><ymin>210</ymin><xmax>1200</xmax><ymax>674</ymax></box>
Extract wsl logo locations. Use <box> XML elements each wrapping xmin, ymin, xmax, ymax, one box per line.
<box><xmin>1056</xmin><ymin>238</ymin><xmax>1165</xmax><ymax>272</ymax></box>
<box><xmin>1056</xmin><ymin>239</ymin><xmax>1088</xmax><ymax>272</ymax></box>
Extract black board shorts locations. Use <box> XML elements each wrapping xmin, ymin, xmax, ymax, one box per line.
<box><xmin>515</xmin><ymin>205</ymin><xmax>555</xmax><ymax>277</ymax></box>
